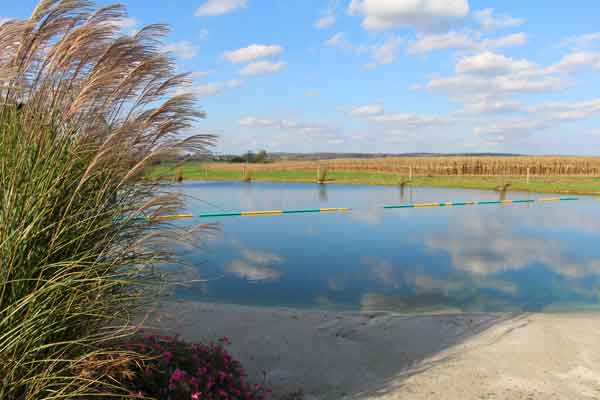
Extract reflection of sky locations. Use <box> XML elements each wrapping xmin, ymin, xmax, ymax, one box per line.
<box><xmin>172</xmin><ymin>181</ymin><xmax>600</xmax><ymax>313</ymax></box>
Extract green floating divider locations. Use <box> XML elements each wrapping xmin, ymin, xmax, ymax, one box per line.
<box><xmin>194</xmin><ymin>197</ymin><xmax>579</xmax><ymax>219</ymax></box>
<box><xmin>283</xmin><ymin>209</ymin><xmax>322</xmax><ymax>214</ymax></box>
<box><xmin>199</xmin><ymin>212</ymin><xmax>242</xmax><ymax>218</ymax></box>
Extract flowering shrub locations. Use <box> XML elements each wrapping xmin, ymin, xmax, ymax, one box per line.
<box><xmin>125</xmin><ymin>335</ymin><xmax>270</xmax><ymax>400</ymax></box>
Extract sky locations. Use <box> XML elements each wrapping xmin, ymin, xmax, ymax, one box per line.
<box><xmin>3</xmin><ymin>0</ymin><xmax>600</xmax><ymax>155</ymax></box>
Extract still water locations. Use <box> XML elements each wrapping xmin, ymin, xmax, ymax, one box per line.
<box><xmin>170</xmin><ymin>181</ymin><xmax>600</xmax><ymax>313</ymax></box>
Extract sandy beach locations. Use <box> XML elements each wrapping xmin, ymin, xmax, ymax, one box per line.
<box><xmin>148</xmin><ymin>302</ymin><xmax>600</xmax><ymax>399</ymax></box>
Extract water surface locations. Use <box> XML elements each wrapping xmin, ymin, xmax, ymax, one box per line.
<box><xmin>170</xmin><ymin>181</ymin><xmax>600</xmax><ymax>313</ymax></box>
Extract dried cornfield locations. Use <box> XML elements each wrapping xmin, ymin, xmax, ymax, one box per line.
<box><xmin>205</xmin><ymin>156</ymin><xmax>600</xmax><ymax>177</ymax></box>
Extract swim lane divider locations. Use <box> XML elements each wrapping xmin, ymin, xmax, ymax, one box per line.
<box><xmin>149</xmin><ymin>197</ymin><xmax>578</xmax><ymax>220</ymax></box>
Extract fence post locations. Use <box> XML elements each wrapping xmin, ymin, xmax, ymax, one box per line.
<box><xmin>526</xmin><ymin>167</ymin><xmax>530</xmax><ymax>184</ymax></box>
<box><xmin>409</xmin><ymin>166</ymin><xmax>413</xmax><ymax>181</ymax></box>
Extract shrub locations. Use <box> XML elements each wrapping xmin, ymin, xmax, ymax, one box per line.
<box><xmin>0</xmin><ymin>1</ymin><xmax>213</xmax><ymax>398</ymax></box>
<box><xmin>124</xmin><ymin>335</ymin><xmax>270</xmax><ymax>400</ymax></box>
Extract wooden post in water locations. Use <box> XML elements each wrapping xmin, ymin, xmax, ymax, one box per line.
<box><xmin>242</xmin><ymin>166</ymin><xmax>252</xmax><ymax>182</ymax></box>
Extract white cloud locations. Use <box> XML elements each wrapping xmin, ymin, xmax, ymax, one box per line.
<box><xmin>369</xmin><ymin>113</ymin><xmax>450</xmax><ymax>128</ymax></box>
<box><xmin>480</xmin><ymin>32</ymin><xmax>526</xmax><ymax>49</ymax></box>
<box><xmin>474</xmin><ymin>8</ymin><xmax>523</xmax><ymax>32</ymax></box>
<box><xmin>162</xmin><ymin>41</ymin><xmax>199</xmax><ymax>60</ymax></box>
<box><xmin>474</xmin><ymin>120</ymin><xmax>547</xmax><ymax>138</ymax></box>
<box><xmin>372</xmin><ymin>36</ymin><xmax>402</xmax><ymax>64</ymax></box>
<box><xmin>199</xmin><ymin>28</ymin><xmax>209</xmax><ymax>40</ymax></box>
<box><xmin>427</xmin><ymin>73</ymin><xmax>564</xmax><ymax>96</ymax></box>
<box><xmin>315</xmin><ymin>0</ymin><xmax>339</xmax><ymax>29</ymax></box>
<box><xmin>326</xmin><ymin>32</ymin><xmax>344</xmax><ymax>46</ymax></box>
<box><xmin>459</xmin><ymin>96</ymin><xmax>522</xmax><ymax>114</ymax></box>
<box><xmin>470</xmin><ymin>97</ymin><xmax>600</xmax><ymax>141</ymax></box>
<box><xmin>456</xmin><ymin>51</ymin><xmax>535</xmax><ymax>76</ymax></box>
<box><xmin>408</xmin><ymin>31</ymin><xmax>471</xmax><ymax>54</ymax></box>
<box><xmin>528</xmin><ymin>99</ymin><xmax>600</xmax><ymax>122</ymax></box>
<box><xmin>326</xmin><ymin>33</ymin><xmax>401</xmax><ymax>66</ymax></box>
<box><xmin>196</xmin><ymin>0</ymin><xmax>247</xmax><ymax>17</ymax></box>
<box><xmin>0</xmin><ymin>17</ymin><xmax>11</xmax><ymax>25</ymax></box>
<box><xmin>417</xmin><ymin>48</ymin><xmax>600</xmax><ymax>137</ymax></box>
<box><xmin>190</xmin><ymin>79</ymin><xmax>244</xmax><ymax>98</ymax></box>
<box><xmin>315</xmin><ymin>14</ymin><xmax>336</xmax><ymax>29</ymax></box>
<box><xmin>190</xmin><ymin>70</ymin><xmax>214</xmax><ymax>80</ymax></box>
<box><xmin>423</xmin><ymin>49</ymin><xmax>600</xmax><ymax>124</ymax></box>
<box><xmin>239</xmin><ymin>60</ymin><xmax>286</xmax><ymax>76</ymax></box>
<box><xmin>549</xmin><ymin>52</ymin><xmax>600</xmax><ymax>73</ymax></box>
<box><xmin>239</xmin><ymin>117</ymin><xmax>278</xmax><ymax>127</ymax></box>
<box><xmin>408</xmin><ymin>31</ymin><xmax>526</xmax><ymax>55</ymax></box>
<box><xmin>238</xmin><ymin>116</ymin><xmax>342</xmax><ymax>141</ymax></box>
<box><xmin>426</xmin><ymin>52</ymin><xmax>567</xmax><ymax>97</ymax></box>
<box><xmin>305</xmin><ymin>90</ymin><xmax>321</xmax><ymax>97</ymax></box>
<box><xmin>348</xmin><ymin>0</ymin><xmax>470</xmax><ymax>31</ymax></box>
<box><xmin>347</xmin><ymin>104</ymin><xmax>384</xmax><ymax>116</ymax></box>
<box><xmin>109</xmin><ymin>16</ymin><xmax>138</xmax><ymax>33</ymax></box>
<box><xmin>325</xmin><ymin>32</ymin><xmax>365</xmax><ymax>52</ymax></box>
<box><xmin>560</xmin><ymin>32</ymin><xmax>600</xmax><ymax>49</ymax></box>
<box><xmin>223</xmin><ymin>44</ymin><xmax>284</xmax><ymax>64</ymax></box>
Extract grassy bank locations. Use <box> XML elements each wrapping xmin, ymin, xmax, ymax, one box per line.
<box><xmin>146</xmin><ymin>162</ymin><xmax>600</xmax><ymax>195</ymax></box>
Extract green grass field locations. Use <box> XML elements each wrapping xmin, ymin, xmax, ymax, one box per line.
<box><xmin>146</xmin><ymin>162</ymin><xmax>600</xmax><ymax>195</ymax></box>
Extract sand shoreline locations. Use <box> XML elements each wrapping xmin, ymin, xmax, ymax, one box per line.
<box><xmin>149</xmin><ymin>302</ymin><xmax>600</xmax><ymax>399</ymax></box>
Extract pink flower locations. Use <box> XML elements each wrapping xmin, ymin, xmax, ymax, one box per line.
<box><xmin>163</xmin><ymin>351</ymin><xmax>173</xmax><ymax>364</ymax></box>
<box><xmin>219</xmin><ymin>336</ymin><xmax>231</xmax><ymax>345</ymax></box>
<box><xmin>191</xmin><ymin>393</ymin><xmax>201</xmax><ymax>400</ymax></box>
<box><xmin>170</xmin><ymin>368</ymin><xmax>186</xmax><ymax>383</ymax></box>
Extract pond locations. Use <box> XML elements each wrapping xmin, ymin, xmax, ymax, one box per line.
<box><xmin>169</xmin><ymin>181</ymin><xmax>600</xmax><ymax>313</ymax></box>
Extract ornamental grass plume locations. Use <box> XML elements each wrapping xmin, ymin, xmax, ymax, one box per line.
<box><xmin>0</xmin><ymin>1</ymin><xmax>214</xmax><ymax>398</ymax></box>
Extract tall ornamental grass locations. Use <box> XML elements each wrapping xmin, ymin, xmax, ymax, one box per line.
<box><xmin>0</xmin><ymin>1</ymin><xmax>213</xmax><ymax>398</ymax></box>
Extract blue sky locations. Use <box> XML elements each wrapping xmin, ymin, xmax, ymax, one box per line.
<box><xmin>3</xmin><ymin>1</ymin><xmax>600</xmax><ymax>155</ymax></box>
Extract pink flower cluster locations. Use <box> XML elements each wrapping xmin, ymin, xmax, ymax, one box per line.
<box><xmin>125</xmin><ymin>334</ymin><xmax>270</xmax><ymax>400</ymax></box>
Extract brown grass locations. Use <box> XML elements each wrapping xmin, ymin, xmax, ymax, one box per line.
<box><xmin>202</xmin><ymin>156</ymin><xmax>600</xmax><ymax>177</ymax></box>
